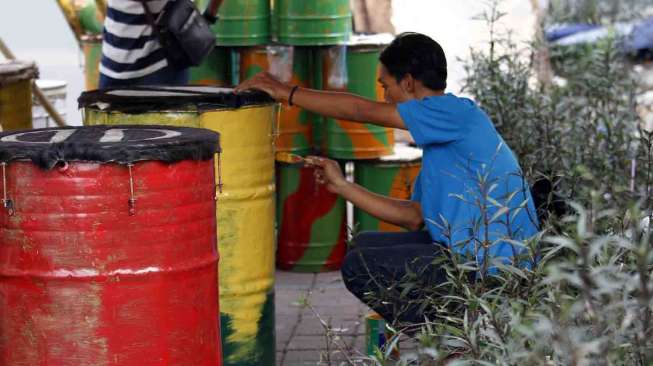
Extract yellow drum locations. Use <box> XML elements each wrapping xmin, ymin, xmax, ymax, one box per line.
<box><xmin>80</xmin><ymin>86</ymin><xmax>278</xmax><ymax>366</ymax></box>
<box><xmin>0</xmin><ymin>61</ymin><xmax>38</xmax><ymax>131</ymax></box>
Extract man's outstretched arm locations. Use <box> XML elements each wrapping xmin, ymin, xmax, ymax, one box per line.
<box><xmin>235</xmin><ymin>72</ymin><xmax>407</xmax><ymax>130</ymax></box>
<box><xmin>307</xmin><ymin>156</ymin><xmax>424</xmax><ymax>231</ymax></box>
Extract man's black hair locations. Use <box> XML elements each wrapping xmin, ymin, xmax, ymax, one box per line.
<box><xmin>379</xmin><ymin>32</ymin><xmax>447</xmax><ymax>90</ymax></box>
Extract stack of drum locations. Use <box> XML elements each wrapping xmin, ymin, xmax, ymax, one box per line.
<box><xmin>186</xmin><ymin>1</ymin><xmax>423</xmax><ymax>275</ymax></box>
<box><xmin>42</xmin><ymin>1</ymin><xmax>424</xmax><ymax>364</ymax></box>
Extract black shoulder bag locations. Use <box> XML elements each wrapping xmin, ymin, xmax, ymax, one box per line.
<box><xmin>141</xmin><ymin>0</ymin><xmax>221</xmax><ymax>69</ymax></box>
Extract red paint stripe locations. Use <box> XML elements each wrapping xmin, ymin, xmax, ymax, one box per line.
<box><xmin>277</xmin><ymin>166</ymin><xmax>339</xmax><ymax>270</ymax></box>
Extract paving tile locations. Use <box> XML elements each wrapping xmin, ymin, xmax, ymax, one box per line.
<box><xmin>293</xmin><ymin>316</ymin><xmax>330</xmax><ymax>336</ymax></box>
<box><xmin>275</xmin><ymin>270</ymin><xmax>317</xmax><ymax>290</ymax></box>
<box><xmin>276</xmin><ymin>289</ymin><xmax>312</xmax><ymax>316</ymax></box>
<box><xmin>274</xmin><ymin>266</ymin><xmax>378</xmax><ymax>365</ymax></box>
<box><xmin>281</xmin><ymin>350</ymin><xmax>325</xmax><ymax>364</ymax></box>
<box><xmin>277</xmin><ymin>314</ymin><xmax>299</xmax><ymax>332</ymax></box>
<box><xmin>295</xmin><ymin>316</ymin><xmax>361</xmax><ymax>336</ymax></box>
<box><xmin>286</xmin><ymin>335</ymin><xmax>358</xmax><ymax>351</ymax></box>
<box><xmin>313</xmin><ymin>270</ymin><xmax>345</xmax><ymax>288</ymax></box>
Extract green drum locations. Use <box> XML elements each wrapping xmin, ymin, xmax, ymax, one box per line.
<box><xmin>311</xmin><ymin>48</ymin><xmax>326</xmax><ymax>153</ymax></box>
<box><xmin>204</xmin><ymin>0</ymin><xmax>270</xmax><ymax>46</ymax></box>
<box><xmin>277</xmin><ymin>0</ymin><xmax>352</xmax><ymax>46</ymax></box>
<box><xmin>77</xmin><ymin>0</ymin><xmax>103</xmax><ymax>35</ymax></box>
<box><xmin>276</xmin><ymin>161</ymin><xmax>346</xmax><ymax>272</ymax></box>
<box><xmin>354</xmin><ymin>144</ymin><xmax>423</xmax><ymax>232</ymax></box>
<box><xmin>323</xmin><ymin>34</ymin><xmax>396</xmax><ymax>159</ymax></box>
<box><xmin>270</xmin><ymin>0</ymin><xmax>278</xmax><ymax>42</ymax></box>
<box><xmin>189</xmin><ymin>47</ymin><xmax>231</xmax><ymax>86</ymax></box>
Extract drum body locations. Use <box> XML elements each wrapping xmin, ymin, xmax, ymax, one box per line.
<box><xmin>208</xmin><ymin>0</ymin><xmax>270</xmax><ymax>46</ymax></box>
<box><xmin>322</xmin><ymin>35</ymin><xmax>395</xmax><ymax>159</ymax></box>
<box><xmin>0</xmin><ymin>61</ymin><xmax>37</xmax><ymax>131</ymax></box>
<box><xmin>0</xmin><ymin>126</ymin><xmax>222</xmax><ymax>366</ymax></box>
<box><xmin>276</xmin><ymin>0</ymin><xmax>352</xmax><ymax>45</ymax></box>
<box><xmin>189</xmin><ymin>47</ymin><xmax>231</xmax><ymax>86</ymax></box>
<box><xmin>354</xmin><ymin>144</ymin><xmax>422</xmax><ymax>232</ymax></box>
<box><xmin>81</xmin><ymin>87</ymin><xmax>277</xmax><ymax>366</ymax></box>
<box><xmin>239</xmin><ymin>46</ymin><xmax>313</xmax><ymax>155</ymax></box>
<box><xmin>32</xmin><ymin>80</ymin><xmax>67</xmax><ymax>129</ymax></box>
<box><xmin>276</xmin><ymin>162</ymin><xmax>346</xmax><ymax>272</ymax></box>
<box><xmin>81</xmin><ymin>35</ymin><xmax>102</xmax><ymax>90</ymax></box>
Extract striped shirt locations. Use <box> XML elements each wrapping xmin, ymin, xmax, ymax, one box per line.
<box><xmin>100</xmin><ymin>0</ymin><xmax>170</xmax><ymax>80</ymax></box>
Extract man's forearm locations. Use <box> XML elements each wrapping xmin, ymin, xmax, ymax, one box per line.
<box><xmin>337</xmin><ymin>182</ymin><xmax>424</xmax><ymax>231</ymax></box>
<box><xmin>285</xmin><ymin>87</ymin><xmax>405</xmax><ymax>130</ymax></box>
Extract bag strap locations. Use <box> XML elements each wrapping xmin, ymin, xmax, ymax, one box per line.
<box><xmin>203</xmin><ymin>0</ymin><xmax>224</xmax><ymax>24</ymax></box>
<box><xmin>139</xmin><ymin>0</ymin><xmax>162</xmax><ymax>39</ymax></box>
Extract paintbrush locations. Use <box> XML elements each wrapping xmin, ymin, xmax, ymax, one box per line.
<box><xmin>275</xmin><ymin>152</ymin><xmax>306</xmax><ymax>164</ymax></box>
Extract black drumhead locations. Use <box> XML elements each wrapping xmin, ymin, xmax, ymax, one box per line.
<box><xmin>78</xmin><ymin>85</ymin><xmax>275</xmax><ymax>113</ymax></box>
<box><xmin>0</xmin><ymin>125</ymin><xmax>220</xmax><ymax>169</ymax></box>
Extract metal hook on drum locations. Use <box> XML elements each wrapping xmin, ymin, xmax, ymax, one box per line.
<box><xmin>57</xmin><ymin>161</ymin><xmax>69</xmax><ymax>172</ymax></box>
<box><xmin>215</xmin><ymin>152</ymin><xmax>223</xmax><ymax>200</ymax></box>
<box><xmin>1</xmin><ymin>162</ymin><xmax>15</xmax><ymax>216</ymax></box>
<box><xmin>127</xmin><ymin>163</ymin><xmax>136</xmax><ymax>216</ymax></box>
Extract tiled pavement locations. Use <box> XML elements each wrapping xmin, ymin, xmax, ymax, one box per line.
<box><xmin>274</xmin><ymin>270</ymin><xmax>371</xmax><ymax>366</ymax></box>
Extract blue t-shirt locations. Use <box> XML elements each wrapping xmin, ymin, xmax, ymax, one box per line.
<box><xmin>397</xmin><ymin>93</ymin><xmax>539</xmax><ymax>267</ymax></box>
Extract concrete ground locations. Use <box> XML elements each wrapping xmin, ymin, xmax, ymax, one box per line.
<box><xmin>275</xmin><ymin>270</ymin><xmax>371</xmax><ymax>366</ymax></box>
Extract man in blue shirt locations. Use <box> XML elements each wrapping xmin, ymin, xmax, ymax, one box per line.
<box><xmin>237</xmin><ymin>32</ymin><xmax>540</xmax><ymax>325</ymax></box>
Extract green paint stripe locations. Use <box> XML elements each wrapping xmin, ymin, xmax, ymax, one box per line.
<box><xmin>189</xmin><ymin>48</ymin><xmax>229</xmax><ymax>85</ymax></box>
<box><xmin>276</xmin><ymin>163</ymin><xmax>301</xmax><ymax>228</ymax></box>
<box><xmin>326</xmin><ymin>118</ymin><xmax>355</xmax><ymax>159</ymax></box>
<box><xmin>291</xmin><ymin>134</ymin><xmax>312</xmax><ymax>156</ymax></box>
<box><xmin>363</xmin><ymin>123</ymin><xmax>390</xmax><ymax>147</ymax></box>
<box><xmin>347</xmin><ymin>50</ymin><xmax>380</xmax><ymax>99</ymax></box>
<box><xmin>354</xmin><ymin>164</ymin><xmax>399</xmax><ymax>231</ymax></box>
<box><xmin>295</xmin><ymin>195</ymin><xmax>345</xmax><ymax>271</ymax></box>
<box><xmin>244</xmin><ymin>64</ymin><xmax>265</xmax><ymax>82</ymax></box>
<box><xmin>220</xmin><ymin>291</ymin><xmax>275</xmax><ymax>366</ymax></box>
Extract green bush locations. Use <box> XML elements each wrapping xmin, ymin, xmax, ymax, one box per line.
<box><xmin>356</xmin><ymin>2</ymin><xmax>653</xmax><ymax>365</ymax></box>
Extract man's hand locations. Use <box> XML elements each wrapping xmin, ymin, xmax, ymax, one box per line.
<box><xmin>235</xmin><ymin>72</ymin><xmax>292</xmax><ymax>101</ymax></box>
<box><xmin>304</xmin><ymin>156</ymin><xmax>349</xmax><ymax>194</ymax></box>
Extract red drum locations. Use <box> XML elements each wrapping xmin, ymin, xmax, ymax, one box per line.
<box><xmin>0</xmin><ymin>126</ymin><xmax>223</xmax><ymax>365</ymax></box>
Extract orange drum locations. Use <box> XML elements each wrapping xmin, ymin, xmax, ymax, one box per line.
<box><xmin>240</xmin><ymin>46</ymin><xmax>313</xmax><ymax>155</ymax></box>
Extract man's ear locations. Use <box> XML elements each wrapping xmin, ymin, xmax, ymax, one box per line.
<box><xmin>400</xmin><ymin>74</ymin><xmax>415</xmax><ymax>94</ymax></box>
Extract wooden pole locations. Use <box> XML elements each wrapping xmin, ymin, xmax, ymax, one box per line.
<box><xmin>55</xmin><ymin>0</ymin><xmax>83</xmax><ymax>48</ymax></box>
<box><xmin>95</xmin><ymin>0</ymin><xmax>107</xmax><ymax>19</ymax></box>
<box><xmin>0</xmin><ymin>37</ymin><xmax>67</xmax><ymax>128</ymax></box>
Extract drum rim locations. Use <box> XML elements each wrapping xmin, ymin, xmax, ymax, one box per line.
<box><xmin>78</xmin><ymin>86</ymin><xmax>276</xmax><ymax>113</ymax></box>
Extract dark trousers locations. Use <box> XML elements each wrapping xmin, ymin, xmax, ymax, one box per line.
<box><xmin>341</xmin><ymin>231</ymin><xmax>449</xmax><ymax>325</ymax></box>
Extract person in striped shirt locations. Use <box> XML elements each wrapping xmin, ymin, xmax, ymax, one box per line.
<box><xmin>99</xmin><ymin>0</ymin><xmax>187</xmax><ymax>88</ymax></box>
